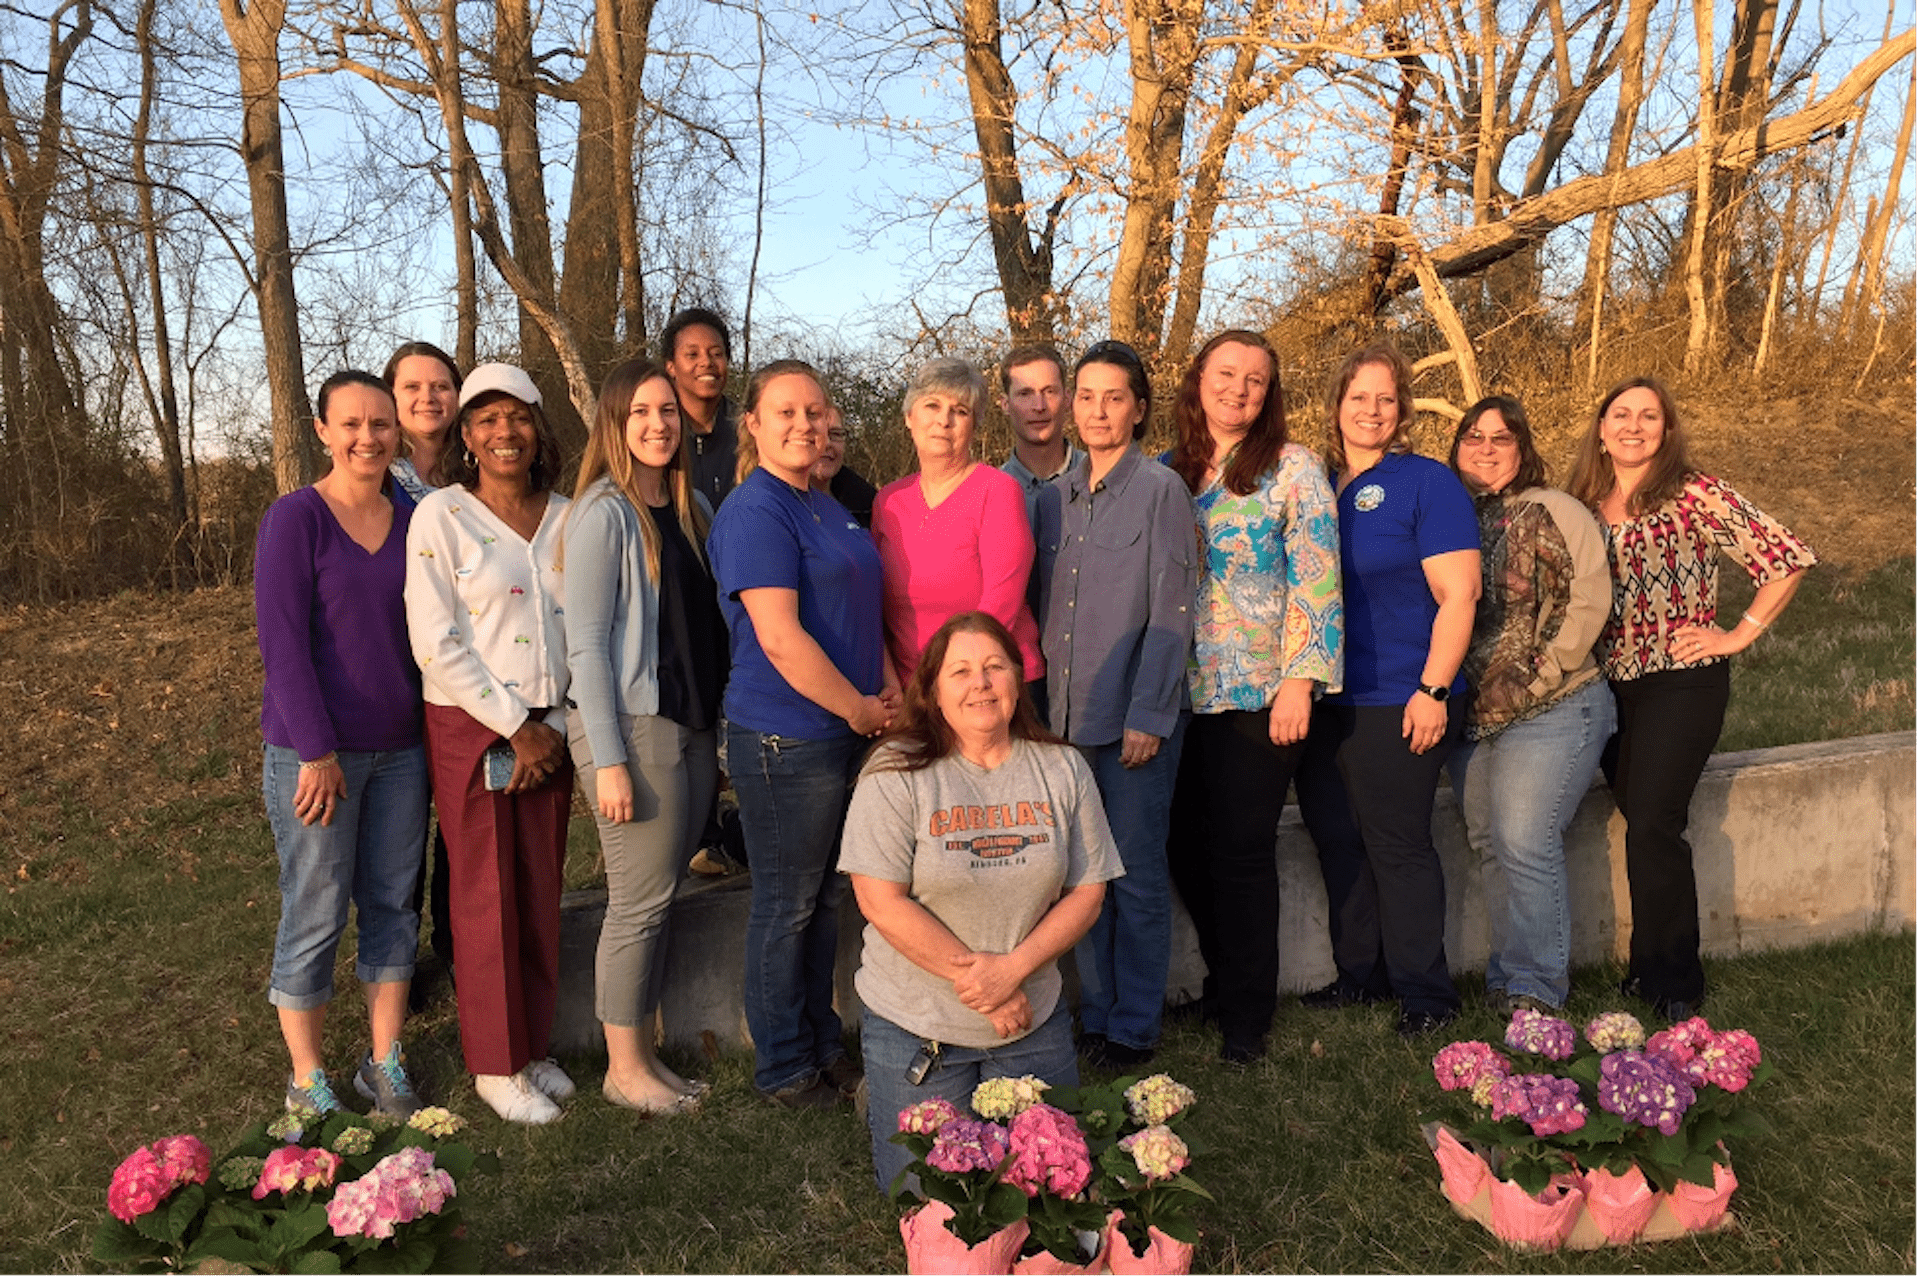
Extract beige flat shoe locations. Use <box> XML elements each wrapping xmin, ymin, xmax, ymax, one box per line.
<box><xmin>603</xmin><ymin>1075</ymin><xmax>702</xmax><ymax>1116</ymax></box>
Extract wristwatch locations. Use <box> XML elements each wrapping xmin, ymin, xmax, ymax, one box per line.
<box><xmin>1417</xmin><ymin>683</ymin><xmax>1450</xmax><ymax>702</ymax></box>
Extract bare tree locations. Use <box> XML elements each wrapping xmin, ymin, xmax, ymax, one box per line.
<box><xmin>218</xmin><ymin>0</ymin><xmax>318</xmax><ymax>493</ymax></box>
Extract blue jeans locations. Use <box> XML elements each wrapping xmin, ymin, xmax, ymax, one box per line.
<box><xmin>1448</xmin><ymin>680</ymin><xmax>1615</xmax><ymax>1008</ymax></box>
<box><xmin>1072</xmin><ymin>718</ymin><xmax>1185</xmax><ymax>1050</ymax></box>
<box><xmin>861</xmin><ymin>1001</ymin><xmax>1078</xmax><ymax>1193</ymax></box>
<box><xmin>264</xmin><ymin>744</ymin><xmax>429</xmax><ymax>1010</ymax></box>
<box><xmin>728</xmin><ymin>725</ymin><xmax>864</xmax><ymax>1094</ymax></box>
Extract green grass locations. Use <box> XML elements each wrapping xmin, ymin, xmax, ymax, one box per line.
<box><xmin>0</xmin><ymin>574</ymin><xmax>1910</xmax><ymax>1272</ymax></box>
<box><xmin>1720</xmin><ymin>556</ymin><xmax>1915</xmax><ymax>752</ymax></box>
<box><xmin>1</xmin><ymin>782</ymin><xmax>1912</xmax><ymax>1273</ymax></box>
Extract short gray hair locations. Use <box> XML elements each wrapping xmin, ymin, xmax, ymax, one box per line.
<box><xmin>902</xmin><ymin>356</ymin><xmax>987</xmax><ymax>421</ymax></box>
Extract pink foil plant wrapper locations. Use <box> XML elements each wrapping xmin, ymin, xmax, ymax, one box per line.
<box><xmin>1432</xmin><ymin>1126</ymin><xmax>1492</xmax><ymax>1206</ymax></box>
<box><xmin>1664</xmin><ymin>1160</ymin><xmax>1739</xmax><ymax>1231</ymax></box>
<box><xmin>900</xmin><ymin>1199</ymin><xmax>1030</xmax><ymax>1275</ymax></box>
<box><xmin>1104</xmin><ymin>1218</ymin><xmax>1196</xmax><ymax>1275</ymax></box>
<box><xmin>1581</xmin><ymin>1165</ymin><xmax>1662</xmax><ymax>1243</ymax></box>
<box><xmin>1487</xmin><ymin>1174</ymin><xmax>1586</xmax><ymax>1252</ymax></box>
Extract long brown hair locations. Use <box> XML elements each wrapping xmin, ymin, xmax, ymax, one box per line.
<box><xmin>735</xmin><ymin>358</ymin><xmax>829</xmax><ymax>485</ymax></box>
<box><xmin>568</xmin><ymin>357</ymin><xmax>710</xmax><ymax>580</ymax></box>
<box><xmin>1321</xmin><ymin>341</ymin><xmax>1415</xmax><ymax>474</ymax></box>
<box><xmin>1565</xmin><ymin>376</ymin><xmax>1695</xmax><ymax>515</ymax></box>
<box><xmin>867</xmin><ymin>611</ymin><xmax>1062</xmax><ymax>773</ymax></box>
<box><xmin>1170</xmin><ymin>330</ymin><xmax>1287</xmax><ymax>496</ymax></box>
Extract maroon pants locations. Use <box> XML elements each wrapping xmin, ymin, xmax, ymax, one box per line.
<box><xmin>424</xmin><ymin>704</ymin><xmax>573</xmax><ymax>1077</ymax></box>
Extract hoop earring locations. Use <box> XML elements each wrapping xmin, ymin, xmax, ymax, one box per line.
<box><xmin>463</xmin><ymin>447</ymin><xmax>476</xmax><ymax>469</ymax></box>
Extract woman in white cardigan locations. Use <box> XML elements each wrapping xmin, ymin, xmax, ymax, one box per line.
<box><xmin>561</xmin><ymin>357</ymin><xmax>727</xmax><ymax>1114</ymax></box>
<box><xmin>404</xmin><ymin>363</ymin><xmax>574</xmax><ymax>1125</ymax></box>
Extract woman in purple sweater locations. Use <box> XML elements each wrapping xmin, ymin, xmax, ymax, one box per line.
<box><xmin>255</xmin><ymin>370</ymin><xmax>430</xmax><ymax>1119</ymax></box>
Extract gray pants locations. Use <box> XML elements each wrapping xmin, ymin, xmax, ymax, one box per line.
<box><xmin>568</xmin><ymin>710</ymin><xmax>719</xmax><ymax>1028</ymax></box>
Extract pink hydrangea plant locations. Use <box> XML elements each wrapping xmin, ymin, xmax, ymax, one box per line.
<box><xmin>1002</xmin><ymin>1103</ymin><xmax>1092</xmax><ymax>1198</ymax></box>
<box><xmin>107</xmin><ymin>1135</ymin><xmax>212</xmax><ymax>1223</ymax></box>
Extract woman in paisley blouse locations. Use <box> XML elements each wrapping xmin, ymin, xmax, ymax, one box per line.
<box><xmin>1567</xmin><ymin>378</ymin><xmax>1815</xmax><ymax>1021</ymax></box>
<box><xmin>1165</xmin><ymin>330</ymin><xmax>1342</xmax><ymax>1064</ymax></box>
<box><xmin>1445</xmin><ymin>396</ymin><xmax>1612</xmax><ymax>1016</ymax></box>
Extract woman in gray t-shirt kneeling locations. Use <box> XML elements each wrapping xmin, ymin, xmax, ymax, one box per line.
<box><xmin>840</xmin><ymin>611</ymin><xmax>1123</xmax><ymax>1193</ymax></box>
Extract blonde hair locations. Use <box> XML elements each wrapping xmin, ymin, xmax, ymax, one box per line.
<box><xmin>567</xmin><ymin>358</ymin><xmax>710</xmax><ymax>580</ymax></box>
<box><xmin>735</xmin><ymin>358</ymin><xmax>831</xmax><ymax>484</ymax></box>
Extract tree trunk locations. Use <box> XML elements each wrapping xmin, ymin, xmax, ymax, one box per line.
<box><xmin>1682</xmin><ymin>0</ymin><xmax>1716</xmax><ymax>374</ymax></box>
<box><xmin>493</xmin><ymin>0</ymin><xmax>578</xmax><ymax>450</ymax></box>
<box><xmin>960</xmin><ymin>0</ymin><xmax>1065</xmax><ymax>344</ymax></box>
<box><xmin>444</xmin><ymin>0</ymin><xmax>477</xmax><ymax>369</ymax></box>
<box><xmin>1108</xmin><ymin>0</ymin><xmax>1201</xmax><ymax>362</ymax></box>
<box><xmin>1844</xmin><ymin>58</ymin><xmax>1914</xmax><ymax>330</ymax></box>
<box><xmin>1576</xmin><ymin>0</ymin><xmax>1652</xmax><ymax>387</ymax></box>
<box><xmin>134</xmin><ymin>0</ymin><xmax>187</xmax><ymax>532</ymax></box>
<box><xmin>218</xmin><ymin>0</ymin><xmax>317</xmax><ymax>494</ymax></box>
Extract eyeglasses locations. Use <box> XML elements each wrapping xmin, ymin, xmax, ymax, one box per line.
<box><xmin>1079</xmin><ymin>339</ymin><xmax>1144</xmax><ymax>372</ymax></box>
<box><xmin>1461</xmin><ymin>431</ymin><xmax>1518</xmax><ymax>448</ymax></box>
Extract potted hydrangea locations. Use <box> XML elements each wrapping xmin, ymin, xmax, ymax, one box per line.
<box><xmin>93</xmin><ymin>1104</ymin><xmax>497</xmax><ymax>1272</ymax></box>
<box><xmin>1424</xmin><ymin>1008</ymin><xmax>1771</xmax><ymax>1251</ymax></box>
<box><xmin>891</xmin><ymin>1072</ymin><xmax>1211</xmax><ymax>1275</ymax></box>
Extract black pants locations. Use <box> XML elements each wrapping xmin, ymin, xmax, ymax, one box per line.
<box><xmin>1603</xmin><ymin>663</ymin><xmax>1729</xmax><ymax>1005</ymax></box>
<box><xmin>1295</xmin><ymin>700</ymin><xmax>1460</xmax><ymax>1015</ymax></box>
<box><xmin>409</xmin><ymin>822</ymin><xmax>456</xmax><ymax>969</ymax></box>
<box><xmin>1166</xmin><ymin>710</ymin><xmax>1305</xmax><ymax>1048</ymax></box>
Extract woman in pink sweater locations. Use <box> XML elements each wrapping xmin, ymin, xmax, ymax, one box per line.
<box><xmin>872</xmin><ymin>357</ymin><xmax>1045</xmax><ymax>691</ymax></box>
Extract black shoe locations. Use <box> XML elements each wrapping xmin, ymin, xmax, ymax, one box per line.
<box><xmin>1077</xmin><ymin>1032</ymin><xmax>1108</xmax><ymax>1061</ymax></box>
<box><xmin>1299</xmin><ymin>980</ymin><xmax>1388</xmax><ymax>1011</ymax></box>
<box><xmin>761</xmin><ymin>1075</ymin><xmax>843</xmax><ymax>1111</ymax></box>
<box><xmin>1089</xmin><ymin>1040</ymin><xmax>1156</xmax><ymax>1070</ymax></box>
<box><xmin>820</xmin><ymin>1055</ymin><xmax>864</xmax><ymax>1098</ymax></box>
<box><xmin>1396</xmin><ymin>1007</ymin><xmax>1459</xmax><ymax>1039</ymax></box>
<box><xmin>1657</xmin><ymin>998</ymin><xmax>1699</xmax><ymax>1023</ymax></box>
<box><xmin>1219</xmin><ymin>1037</ymin><xmax>1266</xmax><ymax>1066</ymax></box>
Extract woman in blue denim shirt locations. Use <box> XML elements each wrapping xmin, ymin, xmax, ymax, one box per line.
<box><xmin>1039</xmin><ymin>340</ymin><xmax>1196</xmax><ymax>1070</ymax></box>
<box><xmin>707</xmin><ymin>359</ymin><xmax>902</xmax><ymax>1109</ymax></box>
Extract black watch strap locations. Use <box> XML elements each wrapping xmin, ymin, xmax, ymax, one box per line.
<box><xmin>1418</xmin><ymin>683</ymin><xmax>1450</xmax><ymax>702</ymax></box>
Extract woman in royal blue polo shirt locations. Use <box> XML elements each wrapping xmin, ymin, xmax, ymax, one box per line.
<box><xmin>1295</xmin><ymin>342</ymin><xmax>1481</xmax><ymax>1038</ymax></box>
<box><xmin>707</xmin><ymin>359</ymin><xmax>901</xmax><ymax>1110</ymax></box>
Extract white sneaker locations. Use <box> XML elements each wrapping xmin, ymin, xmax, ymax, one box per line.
<box><xmin>474</xmin><ymin>1071</ymin><xmax>562</xmax><ymax>1124</ymax></box>
<box><xmin>523</xmin><ymin>1057</ymin><xmax>576</xmax><ymax>1101</ymax></box>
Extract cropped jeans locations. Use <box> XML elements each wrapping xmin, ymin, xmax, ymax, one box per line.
<box><xmin>1447</xmin><ymin>679</ymin><xmax>1615</xmax><ymax>1008</ymax></box>
<box><xmin>728</xmin><ymin>725</ymin><xmax>864</xmax><ymax>1095</ymax></box>
<box><xmin>264</xmin><ymin>743</ymin><xmax>428</xmax><ymax>1010</ymax></box>
<box><xmin>1072</xmin><ymin>716</ymin><xmax>1186</xmax><ymax>1052</ymax></box>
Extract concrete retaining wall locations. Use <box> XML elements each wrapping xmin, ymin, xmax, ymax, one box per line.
<box><xmin>550</xmin><ymin>731</ymin><xmax>1916</xmax><ymax>1055</ymax></box>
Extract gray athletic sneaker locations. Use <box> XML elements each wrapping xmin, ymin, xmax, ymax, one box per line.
<box><xmin>286</xmin><ymin>1068</ymin><xmax>344</xmax><ymax>1115</ymax></box>
<box><xmin>354</xmin><ymin>1043</ymin><xmax>424</xmax><ymax>1118</ymax></box>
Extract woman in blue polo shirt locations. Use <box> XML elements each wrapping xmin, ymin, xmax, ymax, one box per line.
<box><xmin>1295</xmin><ymin>342</ymin><xmax>1481</xmax><ymax>1038</ymax></box>
<box><xmin>707</xmin><ymin>358</ymin><xmax>900</xmax><ymax>1109</ymax></box>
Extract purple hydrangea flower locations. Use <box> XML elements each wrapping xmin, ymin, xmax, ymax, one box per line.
<box><xmin>1504</xmin><ymin>1007</ymin><xmax>1577</xmax><ymax>1060</ymax></box>
<box><xmin>924</xmin><ymin>1118</ymin><xmax>1010</xmax><ymax>1176</ymax></box>
<box><xmin>1596</xmin><ymin>1050</ymin><xmax>1696</xmax><ymax>1135</ymax></box>
<box><xmin>1488</xmin><ymin>1072</ymin><xmax>1588</xmax><ymax>1137</ymax></box>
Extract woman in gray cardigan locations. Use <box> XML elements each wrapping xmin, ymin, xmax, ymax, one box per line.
<box><xmin>563</xmin><ymin>357</ymin><xmax>727</xmax><ymax>1114</ymax></box>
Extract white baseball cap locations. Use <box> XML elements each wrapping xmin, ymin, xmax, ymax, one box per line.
<box><xmin>458</xmin><ymin>362</ymin><xmax>542</xmax><ymax>410</ymax></box>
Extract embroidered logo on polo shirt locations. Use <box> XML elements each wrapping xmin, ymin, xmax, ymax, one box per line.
<box><xmin>1354</xmin><ymin>484</ymin><xmax>1385</xmax><ymax>512</ymax></box>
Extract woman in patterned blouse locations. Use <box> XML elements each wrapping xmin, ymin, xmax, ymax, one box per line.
<box><xmin>1164</xmin><ymin>330</ymin><xmax>1342</xmax><ymax>1064</ymax></box>
<box><xmin>1445</xmin><ymin>396</ymin><xmax>1613</xmax><ymax>1016</ymax></box>
<box><xmin>1567</xmin><ymin>378</ymin><xmax>1816</xmax><ymax>1021</ymax></box>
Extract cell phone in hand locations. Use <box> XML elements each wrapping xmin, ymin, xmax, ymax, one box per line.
<box><xmin>483</xmin><ymin>743</ymin><xmax>516</xmax><ymax>791</ymax></box>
